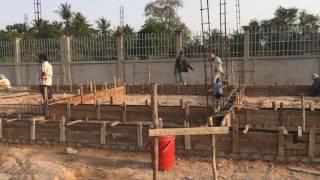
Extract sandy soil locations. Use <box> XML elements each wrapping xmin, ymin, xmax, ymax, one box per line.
<box><xmin>0</xmin><ymin>145</ymin><xmax>319</xmax><ymax>180</ymax></box>
<box><xmin>0</xmin><ymin>93</ymin><xmax>74</xmax><ymax>105</ymax></box>
<box><xmin>243</xmin><ymin>96</ymin><xmax>320</xmax><ymax>109</ymax></box>
<box><xmin>104</xmin><ymin>94</ymin><xmax>212</xmax><ymax>106</ymax></box>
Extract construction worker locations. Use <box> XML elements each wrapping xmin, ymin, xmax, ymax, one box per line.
<box><xmin>174</xmin><ymin>51</ymin><xmax>194</xmax><ymax>85</ymax></box>
<box><xmin>210</xmin><ymin>50</ymin><xmax>224</xmax><ymax>84</ymax></box>
<box><xmin>311</xmin><ymin>73</ymin><xmax>320</xmax><ymax>96</ymax></box>
<box><xmin>214</xmin><ymin>78</ymin><xmax>224</xmax><ymax>99</ymax></box>
<box><xmin>39</xmin><ymin>54</ymin><xmax>53</xmax><ymax>101</ymax></box>
<box><xmin>0</xmin><ymin>74</ymin><xmax>11</xmax><ymax>90</ymax></box>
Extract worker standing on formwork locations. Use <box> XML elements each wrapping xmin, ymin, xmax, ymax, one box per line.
<box><xmin>174</xmin><ymin>51</ymin><xmax>194</xmax><ymax>85</ymax></box>
<box><xmin>0</xmin><ymin>74</ymin><xmax>11</xmax><ymax>90</ymax></box>
<box><xmin>39</xmin><ymin>54</ymin><xmax>53</xmax><ymax>101</ymax></box>
<box><xmin>210</xmin><ymin>50</ymin><xmax>224</xmax><ymax>84</ymax></box>
<box><xmin>311</xmin><ymin>73</ymin><xmax>320</xmax><ymax>96</ymax></box>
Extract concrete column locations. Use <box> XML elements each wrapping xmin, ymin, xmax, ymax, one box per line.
<box><xmin>175</xmin><ymin>30</ymin><xmax>183</xmax><ymax>56</ymax></box>
<box><xmin>242</xmin><ymin>26</ymin><xmax>250</xmax><ymax>84</ymax></box>
<box><xmin>60</xmin><ymin>36</ymin><xmax>72</xmax><ymax>85</ymax></box>
<box><xmin>14</xmin><ymin>38</ymin><xmax>21</xmax><ymax>85</ymax></box>
<box><xmin>117</xmin><ymin>33</ymin><xmax>125</xmax><ymax>83</ymax></box>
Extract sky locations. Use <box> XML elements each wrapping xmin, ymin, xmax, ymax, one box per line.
<box><xmin>0</xmin><ymin>0</ymin><xmax>320</xmax><ymax>32</ymax></box>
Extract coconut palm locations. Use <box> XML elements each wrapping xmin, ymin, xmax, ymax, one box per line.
<box><xmin>55</xmin><ymin>3</ymin><xmax>73</xmax><ymax>35</ymax></box>
<box><xmin>96</xmin><ymin>17</ymin><xmax>111</xmax><ymax>36</ymax></box>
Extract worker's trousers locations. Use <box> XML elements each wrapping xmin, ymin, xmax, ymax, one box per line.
<box><xmin>39</xmin><ymin>85</ymin><xmax>53</xmax><ymax>100</ymax></box>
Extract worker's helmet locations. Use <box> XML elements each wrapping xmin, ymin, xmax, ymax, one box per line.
<box><xmin>312</xmin><ymin>73</ymin><xmax>319</xmax><ymax>80</ymax></box>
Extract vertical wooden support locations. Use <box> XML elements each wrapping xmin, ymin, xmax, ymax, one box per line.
<box><xmin>137</xmin><ymin>123</ymin><xmax>143</xmax><ymax>150</ymax></box>
<box><xmin>272</xmin><ymin>101</ymin><xmax>277</xmax><ymax>111</ymax></box>
<box><xmin>17</xmin><ymin>113</ymin><xmax>21</xmax><ymax>120</ymax></box>
<box><xmin>60</xmin><ymin>117</ymin><xmax>66</xmax><ymax>143</ymax></box>
<box><xmin>96</xmin><ymin>100</ymin><xmax>101</xmax><ymax>120</ymax></box>
<box><xmin>122</xmin><ymin>102</ymin><xmax>127</xmax><ymax>123</ymax></box>
<box><xmin>145</xmin><ymin>99</ymin><xmax>149</xmax><ymax>106</ymax></box>
<box><xmin>90</xmin><ymin>81</ymin><xmax>93</xmax><ymax>92</ymax></box>
<box><xmin>279</xmin><ymin>102</ymin><xmax>285</xmax><ymax>127</ymax></box>
<box><xmin>52</xmin><ymin>114</ymin><xmax>56</xmax><ymax>121</ymax></box>
<box><xmin>0</xmin><ymin>118</ymin><xmax>2</xmax><ymax>139</ymax></box>
<box><xmin>80</xmin><ymin>85</ymin><xmax>84</xmax><ymax>104</ymax></box>
<box><xmin>301</xmin><ymin>95</ymin><xmax>306</xmax><ymax>132</ymax></box>
<box><xmin>77</xmin><ymin>88</ymin><xmax>81</xmax><ymax>96</ymax></box>
<box><xmin>151</xmin><ymin>83</ymin><xmax>159</xmax><ymax>180</ymax></box>
<box><xmin>30</xmin><ymin>117</ymin><xmax>36</xmax><ymax>141</ymax></box>
<box><xmin>184</xmin><ymin>104</ymin><xmax>191</xmax><ymax>150</ymax></box>
<box><xmin>104</xmin><ymin>82</ymin><xmax>108</xmax><ymax>101</ymax></box>
<box><xmin>100</xmin><ymin>122</ymin><xmax>106</xmax><ymax>145</ymax></box>
<box><xmin>110</xmin><ymin>96</ymin><xmax>113</xmax><ymax>105</ymax></box>
<box><xmin>208</xmin><ymin>117</ymin><xmax>217</xmax><ymax>180</ymax></box>
<box><xmin>308</xmin><ymin>126</ymin><xmax>316</xmax><ymax>158</ymax></box>
<box><xmin>67</xmin><ymin>101</ymin><xmax>71</xmax><ymax>119</ymax></box>
<box><xmin>180</xmin><ymin>99</ymin><xmax>184</xmax><ymax>107</ymax></box>
<box><xmin>278</xmin><ymin>128</ymin><xmax>285</xmax><ymax>157</ymax></box>
<box><xmin>232</xmin><ymin>113</ymin><xmax>239</xmax><ymax>153</ymax></box>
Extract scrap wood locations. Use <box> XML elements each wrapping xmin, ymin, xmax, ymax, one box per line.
<box><xmin>288</xmin><ymin>167</ymin><xmax>320</xmax><ymax>176</ymax></box>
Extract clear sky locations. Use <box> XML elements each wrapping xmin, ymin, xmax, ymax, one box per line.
<box><xmin>0</xmin><ymin>0</ymin><xmax>319</xmax><ymax>31</ymax></box>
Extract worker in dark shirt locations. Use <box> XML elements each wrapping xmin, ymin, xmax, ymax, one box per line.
<box><xmin>311</xmin><ymin>73</ymin><xmax>320</xmax><ymax>96</ymax></box>
<box><xmin>174</xmin><ymin>51</ymin><xmax>194</xmax><ymax>85</ymax></box>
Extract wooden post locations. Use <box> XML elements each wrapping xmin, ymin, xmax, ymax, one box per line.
<box><xmin>77</xmin><ymin>88</ymin><xmax>81</xmax><ymax>96</ymax></box>
<box><xmin>104</xmin><ymin>82</ymin><xmax>108</xmax><ymax>101</ymax></box>
<box><xmin>17</xmin><ymin>113</ymin><xmax>21</xmax><ymax>120</ymax></box>
<box><xmin>0</xmin><ymin>118</ymin><xmax>2</xmax><ymax>139</ymax></box>
<box><xmin>272</xmin><ymin>101</ymin><xmax>277</xmax><ymax>111</ymax></box>
<box><xmin>100</xmin><ymin>121</ymin><xmax>106</xmax><ymax>145</ymax></box>
<box><xmin>60</xmin><ymin>116</ymin><xmax>66</xmax><ymax>143</ymax></box>
<box><xmin>309</xmin><ymin>125</ymin><xmax>316</xmax><ymax>158</ymax></box>
<box><xmin>110</xmin><ymin>96</ymin><xmax>113</xmax><ymax>105</ymax></box>
<box><xmin>137</xmin><ymin>123</ymin><xmax>143</xmax><ymax>150</ymax></box>
<box><xmin>232</xmin><ymin>113</ymin><xmax>239</xmax><ymax>153</ymax></box>
<box><xmin>279</xmin><ymin>102</ymin><xmax>285</xmax><ymax>127</ymax></box>
<box><xmin>96</xmin><ymin>100</ymin><xmax>101</xmax><ymax>120</ymax></box>
<box><xmin>30</xmin><ymin>117</ymin><xmax>36</xmax><ymax>141</ymax></box>
<box><xmin>278</xmin><ymin>128</ymin><xmax>285</xmax><ymax>157</ymax></box>
<box><xmin>184</xmin><ymin>104</ymin><xmax>191</xmax><ymax>150</ymax></box>
<box><xmin>80</xmin><ymin>85</ymin><xmax>84</xmax><ymax>104</ymax></box>
<box><xmin>180</xmin><ymin>99</ymin><xmax>184</xmax><ymax>107</ymax></box>
<box><xmin>208</xmin><ymin>117</ymin><xmax>217</xmax><ymax>180</ymax></box>
<box><xmin>301</xmin><ymin>95</ymin><xmax>306</xmax><ymax>132</ymax></box>
<box><xmin>122</xmin><ymin>102</ymin><xmax>127</xmax><ymax>123</ymax></box>
<box><xmin>151</xmin><ymin>83</ymin><xmax>159</xmax><ymax>180</ymax></box>
<box><xmin>90</xmin><ymin>81</ymin><xmax>93</xmax><ymax>92</ymax></box>
<box><xmin>67</xmin><ymin>101</ymin><xmax>71</xmax><ymax>119</ymax></box>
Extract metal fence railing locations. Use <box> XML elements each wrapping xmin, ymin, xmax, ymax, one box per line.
<box><xmin>71</xmin><ymin>36</ymin><xmax>118</xmax><ymax>62</ymax></box>
<box><xmin>20</xmin><ymin>38</ymin><xmax>61</xmax><ymax>63</ymax></box>
<box><xmin>249</xmin><ymin>26</ymin><xmax>320</xmax><ymax>57</ymax></box>
<box><xmin>125</xmin><ymin>32</ymin><xmax>176</xmax><ymax>60</ymax></box>
<box><xmin>0</xmin><ymin>40</ymin><xmax>15</xmax><ymax>64</ymax></box>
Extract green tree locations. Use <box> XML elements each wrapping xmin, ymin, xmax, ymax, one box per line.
<box><xmin>139</xmin><ymin>19</ymin><xmax>168</xmax><ymax>34</ymax></box>
<box><xmin>144</xmin><ymin>0</ymin><xmax>184</xmax><ymax>31</ymax></box>
<box><xmin>299</xmin><ymin>10</ymin><xmax>320</xmax><ymax>30</ymax></box>
<box><xmin>55</xmin><ymin>3</ymin><xmax>73</xmax><ymax>35</ymax></box>
<box><xmin>115</xmin><ymin>24</ymin><xmax>134</xmax><ymax>34</ymax></box>
<box><xmin>71</xmin><ymin>12</ymin><xmax>92</xmax><ymax>36</ymax></box>
<box><xmin>96</xmin><ymin>17</ymin><xmax>111</xmax><ymax>36</ymax></box>
<box><xmin>272</xmin><ymin>6</ymin><xmax>298</xmax><ymax>26</ymax></box>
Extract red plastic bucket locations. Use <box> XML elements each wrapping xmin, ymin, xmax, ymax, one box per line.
<box><xmin>150</xmin><ymin>136</ymin><xmax>176</xmax><ymax>171</ymax></box>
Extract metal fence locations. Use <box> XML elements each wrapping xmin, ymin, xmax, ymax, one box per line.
<box><xmin>20</xmin><ymin>38</ymin><xmax>61</xmax><ymax>63</ymax></box>
<box><xmin>71</xmin><ymin>36</ymin><xmax>118</xmax><ymax>61</ymax></box>
<box><xmin>0</xmin><ymin>40</ymin><xmax>15</xmax><ymax>64</ymax></box>
<box><xmin>249</xmin><ymin>26</ymin><xmax>320</xmax><ymax>56</ymax></box>
<box><xmin>125</xmin><ymin>32</ymin><xmax>176</xmax><ymax>60</ymax></box>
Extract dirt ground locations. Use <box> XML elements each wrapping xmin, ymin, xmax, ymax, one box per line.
<box><xmin>104</xmin><ymin>94</ymin><xmax>212</xmax><ymax>106</ymax></box>
<box><xmin>0</xmin><ymin>145</ymin><xmax>319</xmax><ymax>180</ymax></box>
<box><xmin>243</xmin><ymin>96</ymin><xmax>320</xmax><ymax>109</ymax></box>
<box><xmin>0</xmin><ymin>93</ymin><xmax>73</xmax><ymax>105</ymax></box>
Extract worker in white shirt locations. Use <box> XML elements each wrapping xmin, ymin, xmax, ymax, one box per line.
<box><xmin>0</xmin><ymin>74</ymin><xmax>11</xmax><ymax>90</ymax></box>
<box><xmin>39</xmin><ymin>54</ymin><xmax>53</xmax><ymax>101</ymax></box>
<box><xmin>210</xmin><ymin>50</ymin><xmax>224</xmax><ymax>83</ymax></box>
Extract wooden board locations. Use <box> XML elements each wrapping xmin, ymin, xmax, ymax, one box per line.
<box><xmin>149</xmin><ymin>127</ymin><xmax>229</xmax><ymax>137</ymax></box>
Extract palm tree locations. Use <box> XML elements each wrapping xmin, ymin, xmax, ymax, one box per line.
<box><xmin>96</xmin><ymin>17</ymin><xmax>111</xmax><ymax>36</ymax></box>
<box><xmin>71</xmin><ymin>12</ymin><xmax>91</xmax><ymax>36</ymax></box>
<box><xmin>55</xmin><ymin>3</ymin><xmax>73</xmax><ymax>35</ymax></box>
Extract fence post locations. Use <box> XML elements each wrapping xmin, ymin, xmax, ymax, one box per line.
<box><xmin>175</xmin><ymin>30</ymin><xmax>183</xmax><ymax>56</ymax></box>
<box><xmin>14</xmin><ymin>38</ymin><xmax>21</xmax><ymax>85</ymax></box>
<box><xmin>117</xmin><ymin>32</ymin><xmax>125</xmax><ymax>83</ymax></box>
<box><xmin>60</xmin><ymin>36</ymin><xmax>72</xmax><ymax>85</ymax></box>
<box><xmin>242</xmin><ymin>26</ymin><xmax>250</xmax><ymax>84</ymax></box>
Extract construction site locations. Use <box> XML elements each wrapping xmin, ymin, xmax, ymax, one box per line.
<box><xmin>0</xmin><ymin>0</ymin><xmax>320</xmax><ymax>180</ymax></box>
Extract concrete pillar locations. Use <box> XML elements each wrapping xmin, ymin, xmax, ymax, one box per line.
<box><xmin>60</xmin><ymin>36</ymin><xmax>72</xmax><ymax>85</ymax></box>
<box><xmin>117</xmin><ymin>33</ymin><xmax>125</xmax><ymax>83</ymax></box>
<box><xmin>175</xmin><ymin>30</ymin><xmax>183</xmax><ymax>56</ymax></box>
<box><xmin>242</xmin><ymin>26</ymin><xmax>250</xmax><ymax>84</ymax></box>
<box><xmin>14</xmin><ymin>38</ymin><xmax>21</xmax><ymax>85</ymax></box>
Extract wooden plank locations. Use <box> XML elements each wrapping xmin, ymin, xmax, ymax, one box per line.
<box><xmin>301</xmin><ymin>96</ymin><xmax>306</xmax><ymax>132</ymax></box>
<box><xmin>308</xmin><ymin>126</ymin><xmax>316</xmax><ymax>158</ymax></box>
<box><xmin>67</xmin><ymin>120</ymin><xmax>83</xmax><ymax>126</ymax></box>
<box><xmin>67</xmin><ymin>102</ymin><xmax>71</xmax><ymax>119</ymax></box>
<box><xmin>122</xmin><ymin>102</ymin><xmax>127</xmax><ymax>123</ymax></box>
<box><xmin>96</xmin><ymin>100</ymin><xmax>101</xmax><ymax>120</ymax></box>
<box><xmin>149</xmin><ymin>127</ymin><xmax>229</xmax><ymax>137</ymax></box>
<box><xmin>110</xmin><ymin>121</ymin><xmax>120</xmax><ymax>127</ymax></box>
<box><xmin>288</xmin><ymin>167</ymin><xmax>320</xmax><ymax>176</ymax></box>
